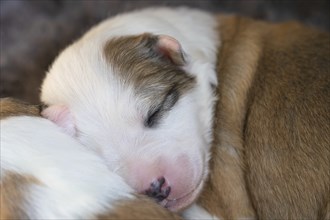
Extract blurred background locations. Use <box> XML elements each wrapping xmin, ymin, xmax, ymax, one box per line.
<box><xmin>1</xmin><ymin>0</ymin><xmax>329</xmax><ymax>104</ymax></box>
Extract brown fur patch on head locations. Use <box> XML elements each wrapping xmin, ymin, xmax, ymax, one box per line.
<box><xmin>1</xmin><ymin>172</ymin><xmax>40</xmax><ymax>219</ymax></box>
<box><xmin>0</xmin><ymin>98</ymin><xmax>41</xmax><ymax>120</ymax></box>
<box><xmin>103</xmin><ymin>33</ymin><xmax>195</xmax><ymax>106</ymax></box>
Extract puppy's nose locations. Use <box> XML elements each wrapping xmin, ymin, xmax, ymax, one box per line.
<box><xmin>145</xmin><ymin>177</ymin><xmax>171</xmax><ymax>202</ymax></box>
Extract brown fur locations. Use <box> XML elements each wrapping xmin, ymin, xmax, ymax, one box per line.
<box><xmin>1</xmin><ymin>98</ymin><xmax>41</xmax><ymax>219</ymax></box>
<box><xmin>1</xmin><ymin>173</ymin><xmax>40</xmax><ymax>220</ymax></box>
<box><xmin>3</xmin><ymin>14</ymin><xmax>329</xmax><ymax>219</ymax></box>
<box><xmin>97</xmin><ymin>195</ymin><xmax>183</xmax><ymax>220</ymax></box>
<box><xmin>199</xmin><ymin>15</ymin><xmax>330</xmax><ymax>219</ymax></box>
<box><xmin>0</xmin><ymin>97</ymin><xmax>40</xmax><ymax>119</ymax></box>
<box><xmin>103</xmin><ymin>34</ymin><xmax>195</xmax><ymax>109</ymax></box>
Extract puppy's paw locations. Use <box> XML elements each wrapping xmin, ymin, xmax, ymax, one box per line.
<box><xmin>181</xmin><ymin>203</ymin><xmax>220</xmax><ymax>220</ymax></box>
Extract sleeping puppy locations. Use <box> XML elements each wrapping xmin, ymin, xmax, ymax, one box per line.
<box><xmin>199</xmin><ymin>15</ymin><xmax>330</xmax><ymax>219</ymax></box>
<box><xmin>40</xmin><ymin>7</ymin><xmax>330</xmax><ymax>219</ymax></box>
<box><xmin>41</xmin><ymin>7</ymin><xmax>218</xmax><ymax>213</ymax></box>
<box><xmin>0</xmin><ymin>98</ymin><xmax>182</xmax><ymax>219</ymax></box>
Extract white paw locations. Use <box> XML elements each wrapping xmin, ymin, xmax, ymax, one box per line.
<box><xmin>181</xmin><ymin>203</ymin><xmax>220</xmax><ymax>220</ymax></box>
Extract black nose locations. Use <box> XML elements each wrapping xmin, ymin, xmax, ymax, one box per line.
<box><xmin>145</xmin><ymin>177</ymin><xmax>171</xmax><ymax>202</ymax></box>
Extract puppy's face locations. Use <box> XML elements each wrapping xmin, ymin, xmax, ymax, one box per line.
<box><xmin>41</xmin><ymin>34</ymin><xmax>210</xmax><ymax>211</ymax></box>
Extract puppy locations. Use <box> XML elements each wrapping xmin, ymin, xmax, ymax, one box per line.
<box><xmin>0</xmin><ymin>98</ymin><xmax>182</xmax><ymax>219</ymax></box>
<box><xmin>199</xmin><ymin>15</ymin><xmax>330</xmax><ymax>219</ymax></box>
<box><xmin>40</xmin><ymin>7</ymin><xmax>329</xmax><ymax>219</ymax></box>
<box><xmin>41</xmin><ymin>7</ymin><xmax>218</xmax><ymax>213</ymax></box>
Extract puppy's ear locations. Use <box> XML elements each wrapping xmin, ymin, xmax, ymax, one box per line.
<box><xmin>154</xmin><ymin>35</ymin><xmax>186</xmax><ymax>66</ymax></box>
<box><xmin>41</xmin><ymin>105</ymin><xmax>76</xmax><ymax>137</ymax></box>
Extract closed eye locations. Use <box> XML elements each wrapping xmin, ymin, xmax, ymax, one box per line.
<box><xmin>144</xmin><ymin>88</ymin><xmax>179</xmax><ymax>128</ymax></box>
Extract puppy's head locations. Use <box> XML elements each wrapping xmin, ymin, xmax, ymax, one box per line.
<box><xmin>41</xmin><ymin>33</ymin><xmax>211</xmax><ymax>211</ymax></box>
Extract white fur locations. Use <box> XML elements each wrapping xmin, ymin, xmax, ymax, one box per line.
<box><xmin>1</xmin><ymin>116</ymin><xmax>134</xmax><ymax>219</ymax></box>
<box><xmin>181</xmin><ymin>204</ymin><xmax>220</xmax><ymax>220</ymax></box>
<box><xmin>41</xmin><ymin>7</ymin><xmax>219</xmax><ymax>211</ymax></box>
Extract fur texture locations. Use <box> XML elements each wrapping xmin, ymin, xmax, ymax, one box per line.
<box><xmin>41</xmin><ymin>7</ymin><xmax>219</xmax><ymax>212</ymax></box>
<box><xmin>199</xmin><ymin>15</ymin><xmax>330</xmax><ymax>220</ymax></box>
<box><xmin>39</xmin><ymin>7</ymin><xmax>329</xmax><ymax>219</ymax></box>
<box><xmin>1</xmin><ymin>98</ymin><xmax>183</xmax><ymax>219</ymax></box>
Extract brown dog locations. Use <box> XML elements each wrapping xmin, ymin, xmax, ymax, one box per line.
<box><xmin>199</xmin><ymin>15</ymin><xmax>330</xmax><ymax>219</ymax></box>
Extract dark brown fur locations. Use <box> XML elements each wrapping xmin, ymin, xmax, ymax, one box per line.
<box><xmin>103</xmin><ymin>34</ymin><xmax>195</xmax><ymax>110</ymax></box>
<box><xmin>199</xmin><ymin>15</ymin><xmax>330</xmax><ymax>219</ymax></box>
<box><xmin>0</xmin><ymin>97</ymin><xmax>40</xmax><ymax>120</ymax></box>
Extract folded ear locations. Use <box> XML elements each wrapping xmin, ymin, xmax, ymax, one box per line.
<box><xmin>154</xmin><ymin>35</ymin><xmax>186</xmax><ymax>66</ymax></box>
<box><xmin>41</xmin><ymin>105</ymin><xmax>76</xmax><ymax>137</ymax></box>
